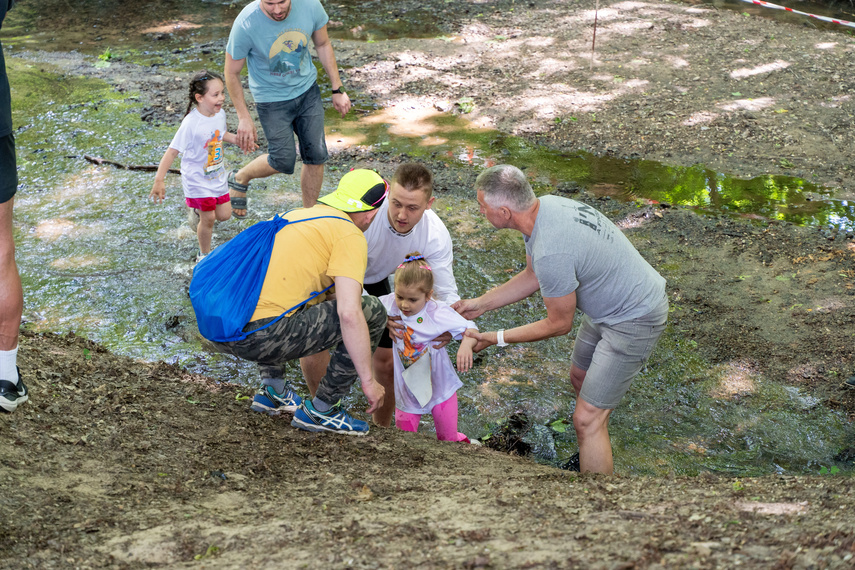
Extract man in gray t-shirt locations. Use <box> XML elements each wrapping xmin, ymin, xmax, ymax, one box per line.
<box><xmin>454</xmin><ymin>164</ymin><xmax>668</xmax><ymax>474</ymax></box>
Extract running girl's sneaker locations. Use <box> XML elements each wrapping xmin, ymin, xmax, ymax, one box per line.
<box><xmin>0</xmin><ymin>367</ymin><xmax>28</xmax><ymax>414</ymax></box>
<box><xmin>250</xmin><ymin>385</ymin><xmax>302</xmax><ymax>414</ymax></box>
<box><xmin>291</xmin><ymin>400</ymin><xmax>369</xmax><ymax>436</ymax></box>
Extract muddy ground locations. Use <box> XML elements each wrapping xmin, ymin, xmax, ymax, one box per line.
<box><xmin>3</xmin><ymin>0</ymin><xmax>855</xmax><ymax>568</ymax></box>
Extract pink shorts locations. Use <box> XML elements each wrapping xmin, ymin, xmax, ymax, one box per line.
<box><xmin>186</xmin><ymin>193</ymin><xmax>229</xmax><ymax>212</ymax></box>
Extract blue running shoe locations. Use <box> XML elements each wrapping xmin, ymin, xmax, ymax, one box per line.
<box><xmin>291</xmin><ymin>400</ymin><xmax>369</xmax><ymax>436</ymax></box>
<box><xmin>250</xmin><ymin>385</ymin><xmax>302</xmax><ymax>415</ymax></box>
<box><xmin>0</xmin><ymin>367</ymin><xmax>28</xmax><ymax>414</ymax></box>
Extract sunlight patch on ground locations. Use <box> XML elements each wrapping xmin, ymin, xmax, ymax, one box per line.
<box><xmin>524</xmin><ymin>36</ymin><xmax>557</xmax><ymax>48</ymax></box>
<box><xmin>808</xmin><ymin>298</ymin><xmax>846</xmax><ymax>313</ymax></box>
<box><xmin>719</xmin><ymin>97</ymin><xmax>776</xmax><ymax>112</ymax></box>
<box><xmin>815</xmin><ymin>42</ymin><xmax>837</xmax><ymax>50</ymax></box>
<box><xmin>709</xmin><ymin>360</ymin><xmax>757</xmax><ymax>400</ymax></box>
<box><xmin>51</xmin><ymin>255</ymin><xmax>108</xmax><ymax>270</ymax></box>
<box><xmin>664</xmin><ymin>55</ymin><xmax>689</xmax><ymax>69</ymax></box>
<box><xmin>140</xmin><ymin>21</ymin><xmax>202</xmax><ymax>34</ymax></box>
<box><xmin>61</xmin><ymin>166</ymin><xmax>111</xmax><ymax>198</ymax></box>
<box><xmin>535</xmin><ymin>57</ymin><xmax>578</xmax><ymax>77</ymax></box>
<box><xmin>327</xmin><ymin>131</ymin><xmax>368</xmax><ymax>151</ymax></box>
<box><xmin>683</xmin><ymin>110</ymin><xmax>719</xmax><ymax>126</ymax></box>
<box><xmin>35</xmin><ymin>219</ymin><xmax>76</xmax><ymax>241</ymax></box>
<box><xmin>514</xmin><ymin>78</ymin><xmax>649</xmax><ymax>118</ymax></box>
<box><xmin>730</xmin><ymin>60</ymin><xmax>789</xmax><ymax>79</ymax></box>
<box><xmin>736</xmin><ymin>501</ymin><xmax>808</xmax><ymax>515</ymax></box>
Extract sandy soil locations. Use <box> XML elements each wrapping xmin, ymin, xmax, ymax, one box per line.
<box><xmin>3</xmin><ymin>0</ymin><xmax>855</xmax><ymax>568</ymax></box>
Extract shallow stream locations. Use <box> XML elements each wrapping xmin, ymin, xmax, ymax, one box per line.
<box><xmin>2</xmin><ymin>0</ymin><xmax>852</xmax><ymax>476</ymax></box>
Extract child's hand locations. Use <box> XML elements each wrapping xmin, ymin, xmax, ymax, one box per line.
<box><xmin>456</xmin><ymin>345</ymin><xmax>473</xmax><ymax>372</ymax></box>
<box><xmin>150</xmin><ymin>180</ymin><xmax>166</xmax><ymax>204</ymax></box>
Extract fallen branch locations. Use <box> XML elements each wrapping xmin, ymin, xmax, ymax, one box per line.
<box><xmin>83</xmin><ymin>155</ymin><xmax>179</xmax><ymax>174</ymax></box>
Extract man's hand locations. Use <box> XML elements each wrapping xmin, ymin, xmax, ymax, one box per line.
<box><xmin>452</xmin><ymin>298</ymin><xmax>486</xmax><ymax>320</ymax></box>
<box><xmin>430</xmin><ymin>331</ymin><xmax>453</xmax><ymax>349</ymax></box>
<box><xmin>331</xmin><ymin>92</ymin><xmax>351</xmax><ymax>117</ymax></box>
<box><xmin>236</xmin><ymin>116</ymin><xmax>257</xmax><ymax>153</ymax></box>
<box><xmin>386</xmin><ymin>315</ymin><xmax>405</xmax><ymax>340</ymax></box>
<box><xmin>361</xmin><ymin>377</ymin><xmax>385</xmax><ymax>414</ymax></box>
<box><xmin>464</xmin><ymin>329</ymin><xmax>496</xmax><ymax>353</ymax></box>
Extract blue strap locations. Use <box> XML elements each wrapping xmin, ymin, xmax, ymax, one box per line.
<box><xmin>241</xmin><ymin>211</ymin><xmax>353</xmax><ymax>339</ymax></box>
<box><xmin>241</xmin><ymin>284</ymin><xmax>334</xmax><ymax>337</ymax></box>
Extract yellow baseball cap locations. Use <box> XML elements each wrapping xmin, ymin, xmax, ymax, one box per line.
<box><xmin>318</xmin><ymin>169</ymin><xmax>389</xmax><ymax>213</ymax></box>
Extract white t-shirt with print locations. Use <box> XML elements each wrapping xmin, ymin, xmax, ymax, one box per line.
<box><xmin>169</xmin><ymin>108</ymin><xmax>228</xmax><ymax>199</ymax></box>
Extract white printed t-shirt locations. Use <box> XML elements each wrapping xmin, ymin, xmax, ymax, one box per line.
<box><xmin>169</xmin><ymin>108</ymin><xmax>228</xmax><ymax>199</ymax></box>
<box><xmin>379</xmin><ymin>294</ymin><xmax>477</xmax><ymax>415</ymax></box>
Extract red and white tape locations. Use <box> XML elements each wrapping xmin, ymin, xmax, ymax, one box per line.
<box><xmin>737</xmin><ymin>0</ymin><xmax>855</xmax><ymax>29</ymax></box>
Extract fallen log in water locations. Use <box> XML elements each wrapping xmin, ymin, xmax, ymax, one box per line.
<box><xmin>83</xmin><ymin>155</ymin><xmax>180</xmax><ymax>174</ymax></box>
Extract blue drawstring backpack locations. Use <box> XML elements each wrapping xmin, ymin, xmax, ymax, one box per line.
<box><xmin>189</xmin><ymin>213</ymin><xmax>350</xmax><ymax>343</ymax></box>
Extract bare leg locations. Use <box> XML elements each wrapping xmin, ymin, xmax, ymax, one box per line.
<box><xmin>0</xmin><ymin>199</ymin><xmax>22</xmax><ymax>353</ymax></box>
<box><xmin>371</xmin><ymin>347</ymin><xmax>395</xmax><ymax>427</ymax></box>
<box><xmin>300</xmin><ymin>351</ymin><xmax>330</xmax><ymax>398</ymax></box>
<box><xmin>215</xmin><ymin>200</ymin><xmax>232</xmax><ymax>222</ymax></box>
<box><xmin>231</xmin><ymin>154</ymin><xmax>280</xmax><ymax>217</ymax></box>
<box><xmin>573</xmin><ymin>399</ymin><xmax>614</xmax><ymax>474</ymax></box>
<box><xmin>196</xmin><ymin>209</ymin><xmax>216</xmax><ymax>255</ymax></box>
<box><xmin>300</xmin><ymin>163</ymin><xmax>324</xmax><ymax>207</ymax></box>
<box><xmin>570</xmin><ymin>362</ymin><xmax>614</xmax><ymax>473</ymax></box>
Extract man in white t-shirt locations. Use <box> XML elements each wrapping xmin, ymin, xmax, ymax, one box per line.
<box><xmin>255</xmin><ymin>163</ymin><xmax>460</xmax><ymax>428</ymax></box>
<box><xmin>359</xmin><ymin>162</ymin><xmax>459</xmax><ymax>426</ymax></box>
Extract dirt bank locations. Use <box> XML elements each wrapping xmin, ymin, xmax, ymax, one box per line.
<box><xmin>3</xmin><ymin>0</ymin><xmax>855</xmax><ymax>567</ymax></box>
<box><xmin>2</xmin><ymin>330</ymin><xmax>854</xmax><ymax>569</ymax></box>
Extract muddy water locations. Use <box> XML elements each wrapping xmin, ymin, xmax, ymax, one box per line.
<box><xmin>3</xmin><ymin>0</ymin><xmax>852</xmax><ymax>475</ymax></box>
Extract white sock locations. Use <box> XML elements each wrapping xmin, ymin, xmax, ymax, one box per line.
<box><xmin>0</xmin><ymin>346</ymin><xmax>18</xmax><ymax>381</ymax></box>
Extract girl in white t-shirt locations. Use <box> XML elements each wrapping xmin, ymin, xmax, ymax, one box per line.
<box><xmin>150</xmin><ymin>70</ymin><xmax>254</xmax><ymax>262</ymax></box>
<box><xmin>379</xmin><ymin>252</ymin><xmax>480</xmax><ymax>444</ymax></box>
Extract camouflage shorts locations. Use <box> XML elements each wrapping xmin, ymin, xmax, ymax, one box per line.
<box><xmin>214</xmin><ymin>296</ymin><xmax>387</xmax><ymax>404</ymax></box>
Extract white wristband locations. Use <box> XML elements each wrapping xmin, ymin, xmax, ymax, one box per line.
<box><xmin>496</xmin><ymin>329</ymin><xmax>509</xmax><ymax>347</ymax></box>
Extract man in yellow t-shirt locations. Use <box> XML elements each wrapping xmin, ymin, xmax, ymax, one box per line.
<box><xmin>214</xmin><ymin>169</ymin><xmax>389</xmax><ymax>435</ymax></box>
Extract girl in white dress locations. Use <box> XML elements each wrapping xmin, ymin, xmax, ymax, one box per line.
<box><xmin>379</xmin><ymin>252</ymin><xmax>480</xmax><ymax>443</ymax></box>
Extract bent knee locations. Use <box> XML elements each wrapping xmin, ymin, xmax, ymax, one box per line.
<box><xmin>572</xmin><ymin>400</ymin><xmax>611</xmax><ymax>433</ymax></box>
<box><xmin>373</xmin><ymin>346</ymin><xmax>393</xmax><ymax>368</ymax></box>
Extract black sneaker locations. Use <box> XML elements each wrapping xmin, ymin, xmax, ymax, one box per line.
<box><xmin>561</xmin><ymin>452</ymin><xmax>580</xmax><ymax>472</ymax></box>
<box><xmin>0</xmin><ymin>367</ymin><xmax>28</xmax><ymax>414</ymax></box>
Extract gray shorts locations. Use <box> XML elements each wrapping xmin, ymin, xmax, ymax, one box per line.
<box><xmin>256</xmin><ymin>82</ymin><xmax>328</xmax><ymax>175</ymax></box>
<box><xmin>571</xmin><ymin>296</ymin><xmax>669</xmax><ymax>409</ymax></box>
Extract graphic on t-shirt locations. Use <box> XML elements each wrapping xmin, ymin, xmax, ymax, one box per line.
<box><xmin>399</xmin><ymin>325</ymin><xmax>428</xmax><ymax>369</ymax></box>
<box><xmin>573</xmin><ymin>203</ymin><xmax>615</xmax><ymax>242</ymax></box>
<box><xmin>268</xmin><ymin>31</ymin><xmax>309</xmax><ymax>75</ymax></box>
<box><xmin>203</xmin><ymin>129</ymin><xmax>224</xmax><ymax>174</ymax></box>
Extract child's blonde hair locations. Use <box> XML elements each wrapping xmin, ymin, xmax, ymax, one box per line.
<box><xmin>394</xmin><ymin>251</ymin><xmax>433</xmax><ymax>296</ymax></box>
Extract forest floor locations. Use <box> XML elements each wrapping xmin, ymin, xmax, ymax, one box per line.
<box><xmin>3</xmin><ymin>0</ymin><xmax>855</xmax><ymax>568</ymax></box>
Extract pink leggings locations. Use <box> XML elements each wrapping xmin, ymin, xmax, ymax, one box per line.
<box><xmin>395</xmin><ymin>393</ymin><xmax>470</xmax><ymax>442</ymax></box>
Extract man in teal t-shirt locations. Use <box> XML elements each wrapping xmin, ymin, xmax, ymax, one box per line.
<box><xmin>224</xmin><ymin>0</ymin><xmax>351</xmax><ymax>218</ymax></box>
